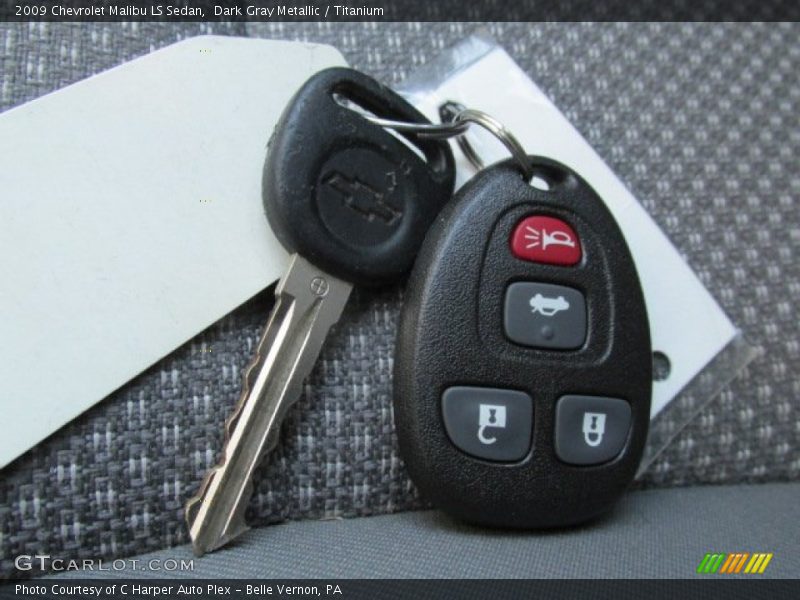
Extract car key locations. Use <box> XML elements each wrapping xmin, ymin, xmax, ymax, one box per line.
<box><xmin>185</xmin><ymin>67</ymin><xmax>455</xmax><ymax>555</ymax></box>
<box><xmin>394</xmin><ymin>154</ymin><xmax>652</xmax><ymax>528</ymax></box>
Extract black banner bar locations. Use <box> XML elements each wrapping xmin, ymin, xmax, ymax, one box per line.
<box><xmin>1</xmin><ymin>0</ymin><xmax>800</xmax><ymax>22</ymax></box>
<box><xmin>2</xmin><ymin>579</ymin><xmax>799</xmax><ymax>600</ymax></box>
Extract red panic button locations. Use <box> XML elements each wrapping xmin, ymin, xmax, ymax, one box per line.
<box><xmin>510</xmin><ymin>215</ymin><xmax>582</xmax><ymax>266</ymax></box>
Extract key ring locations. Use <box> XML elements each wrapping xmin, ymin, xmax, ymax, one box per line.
<box><xmin>447</xmin><ymin>104</ymin><xmax>534</xmax><ymax>182</ymax></box>
<box><xmin>365</xmin><ymin>115</ymin><xmax>471</xmax><ymax>140</ymax></box>
<box><xmin>364</xmin><ymin>103</ymin><xmax>534</xmax><ymax>181</ymax></box>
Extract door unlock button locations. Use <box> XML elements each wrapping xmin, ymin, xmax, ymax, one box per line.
<box><xmin>477</xmin><ymin>404</ymin><xmax>507</xmax><ymax>444</ymax></box>
<box><xmin>442</xmin><ymin>387</ymin><xmax>533</xmax><ymax>462</ymax></box>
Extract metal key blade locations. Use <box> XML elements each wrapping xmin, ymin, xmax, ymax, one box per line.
<box><xmin>185</xmin><ymin>253</ymin><xmax>352</xmax><ymax>556</ymax></box>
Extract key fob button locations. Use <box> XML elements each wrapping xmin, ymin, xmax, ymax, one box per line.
<box><xmin>510</xmin><ymin>215</ymin><xmax>581</xmax><ymax>265</ymax></box>
<box><xmin>555</xmin><ymin>395</ymin><xmax>632</xmax><ymax>465</ymax></box>
<box><xmin>504</xmin><ymin>282</ymin><xmax>587</xmax><ymax>349</ymax></box>
<box><xmin>442</xmin><ymin>387</ymin><xmax>533</xmax><ymax>463</ymax></box>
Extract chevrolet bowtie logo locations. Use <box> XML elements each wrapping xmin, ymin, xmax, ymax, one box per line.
<box><xmin>324</xmin><ymin>172</ymin><xmax>402</xmax><ymax>226</ymax></box>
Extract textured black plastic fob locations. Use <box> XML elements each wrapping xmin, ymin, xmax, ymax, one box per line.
<box><xmin>263</xmin><ymin>67</ymin><xmax>455</xmax><ymax>287</ymax></box>
<box><xmin>394</xmin><ymin>157</ymin><xmax>652</xmax><ymax>528</ymax></box>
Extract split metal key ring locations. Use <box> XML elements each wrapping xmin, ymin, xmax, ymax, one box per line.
<box><xmin>365</xmin><ymin>102</ymin><xmax>534</xmax><ymax>181</ymax></box>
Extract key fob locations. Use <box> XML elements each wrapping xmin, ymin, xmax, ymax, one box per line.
<box><xmin>394</xmin><ymin>157</ymin><xmax>652</xmax><ymax>528</ymax></box>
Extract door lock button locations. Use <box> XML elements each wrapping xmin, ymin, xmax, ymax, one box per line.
<box><xmin>442</xmin><ymin>386</ymin><xmax>533</xmax><ymax>463</ymax></box>
<box><xmin>555</xmin><ymin>395</ymin><xmax>631</xmax><ymax>465</ymax></box>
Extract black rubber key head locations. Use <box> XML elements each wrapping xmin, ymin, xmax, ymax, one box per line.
<box><xmin>263</xmin><ymin>67</ymin><xmax>456</xmax><ymax>286</ymax></box>
<box><xmin>394</xmin><ymin>157</ymin><xmax>652</xmax><ymax>529</ymax></box>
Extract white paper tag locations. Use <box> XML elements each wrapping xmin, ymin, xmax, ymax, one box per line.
<box><xmin>399</xmin><ymin>39</ymin><xmax>738</xmax><ymax>420</ymax></box>
<box><xmin>0</xmin><ymin>36</ymin><xmax>346</xmax><ymax>469</ymax></box>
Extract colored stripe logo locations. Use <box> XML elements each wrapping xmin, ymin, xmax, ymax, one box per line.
<box><xmin>697</xmin><ymin>552</ymin><xmax>773</xmax><ymax>574</ymax></box>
